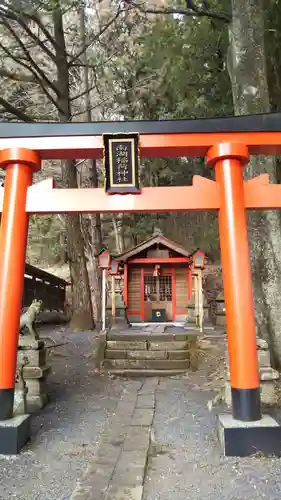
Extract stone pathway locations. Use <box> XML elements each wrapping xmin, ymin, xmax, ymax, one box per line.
<box><xmin>70</xmin><ymin>378</ymin><xmax>158</xmax><ymax>500</ymax></box>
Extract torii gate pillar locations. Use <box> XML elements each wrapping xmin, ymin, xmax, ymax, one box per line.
<box><xmin>207</xmin><ymin>143</ymin><xmax>261</xmax><ymax>421</ymax></box>
<box><xmin>0</xmin><ymin>148</ymin><xmax>40</xmax><ymax>445</ymax></box>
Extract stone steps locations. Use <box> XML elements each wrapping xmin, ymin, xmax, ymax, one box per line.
<box><xmin>105</xmin><ymin>349</ymin><xmax>190</xmax><ymax>360</ymax></box>
<box><xmin>103</xmin><ymin>359</ymin><xmax>191</xmax><ymax>371</ymax></box>
<box><xmin>100</xmin><ymin>328</ymin><xmax>199</xmax><ymax>376</ymax></box>
<box><xmin>106</xmin><ymin>332</ymin><xmax>199</xmax><ymax>342</ymax></box>
<box><xmin>102</xmin><ymin>369</ymin><xmax>190</xmax><ymax>377</ymax></box>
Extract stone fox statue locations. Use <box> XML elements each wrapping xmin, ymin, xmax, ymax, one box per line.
<box><xmin>20</xmin><ymin>299</ymin><xmax>43</xmax><ymax>339</ymax></box>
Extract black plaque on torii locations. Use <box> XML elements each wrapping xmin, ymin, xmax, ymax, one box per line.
<box><xmin>103</xmin><ymin>133</ymin><xmax>141</xmax><ymax>194</ymax></box>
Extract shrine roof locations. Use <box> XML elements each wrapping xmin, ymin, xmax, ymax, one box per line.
<box><xmin>116</xmin><ymin>232</ymin><xmax>193</xmax><ymax>261</ymax></box>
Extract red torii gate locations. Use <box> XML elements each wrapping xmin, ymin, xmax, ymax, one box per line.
<box><xmin>1</xmin><ymin>113</ymin><xmax>281</xmax><ymax>456</ymax></box>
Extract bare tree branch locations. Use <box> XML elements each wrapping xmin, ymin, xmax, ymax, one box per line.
<box><xmin>0</xmin><ymin>39</ymin><xmax>45</xmax><ymax>82</ymax></box>
<box><xmin>70</xmin><ymin>50</ymin><xmax>119</xmax><ymax>71</ymax></box>
<box><xmin>71</xmin><ymin>72</ymin><xmax>159</xmax><ymax>118</ymax></box>
<box><xmin>0</xmin><ymin>96</ymin><xmax>34</xmax><ymax>121</ymax></box>
<box><xmin>20</xmin><ymin>10</ymin><xmax>76</xmax><ymax>62</ymax></box>
<box><xmin>0</xmin><ymin>40</ymin><xmax>63</xmax><ymax>115</ymax></box>
<box><xmin>23</xmin><ymin>12</ymin><xmax>62</xmax><ymax>51</ymax></box>
<box><xmin>0</xmin><ymin>6</ymin><xmax>60</xmax><ymax>53</ymax></box>
<box><xmin>0</xmin><ymin>39</ymin><xmax>43</xmax><ymax>81</ymax></box>
<box><xmin>70</xmin><ymin>81</ymin><xmax>98</xmax><ymax>102</ymax></box>
<box><xmin>1</xmin><ymin>18</ymin><xmax>60</xmax><ymax>97</ymax></box>
<box><xmin>16</xmin><ymin>19</ymin><xmax>57</xmax><ymax>64</ymax></box>
<box><xmin>0</xmin><ymin>7</ymin><xmax>58</xmax><ymax>63</ymax></box>
<box><xmin>123</xmin><ymin>0</ymin><xmax>231</xmax><ymax>23</ymax></box>
<box><xmin>1</xmin><ymin>3</ymin><xmax>117</xmax><ymax>68</ymax></box>
<box><xmin>69</xmin><ymin>6</ymin><xmax>125</xmax><ymax>64</ymax></box>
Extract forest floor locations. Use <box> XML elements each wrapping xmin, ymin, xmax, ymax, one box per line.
<box><xmin>0</xmin><ymin>327</ymin><xmax>281</xmax><ymax>499</ymax></box>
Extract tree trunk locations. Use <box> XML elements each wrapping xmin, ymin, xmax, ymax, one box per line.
<box><xmin>132</xmin><ymin>214</ymin><xmax>139</xmax><ymax>246</ymax></box>
<box><xmin>53</xmin><ymin>4</ymin><xmax>93</xmax><ymax>330</ymax></box>
<box><xmin>112</xmin><ymin>214</ymin><xmax>124</xmax><ymax>254</ymax></box>
<box><xmin>79</xmin><ymin>4</ymin><xmax>103</xmax><ymax>328</ymax></box>
<box><xmin>228</xmin><ymin>0</ymin><xmax>281</xmax><ymax>366</ymax></box>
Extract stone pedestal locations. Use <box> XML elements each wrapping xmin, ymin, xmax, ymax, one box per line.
<box><xmin>218</xmin><ymin>413</ymin><xmax>281</xmax><ymax>457</ymax></box>
<box><xmin>186</xmin><ymin>295</ymin><xmax>209</xmax><ymax>325</ymax></box>
<box><xmin>203</xmin><ymin>295</ymin><xmax>209</xmax><ymax>321</ymax></box>
<box><xmin>187</xmin><ymin>295</ymin><xmax>196</xmax><ymax>323</ymax></box>
<box><xmin>0</xmin><ymin>414</ymin><xmax>31</xmax><ymax>455</ymax></box>
<box><xmin>224</xmin><ymin>338</ymin><xmax>279</xmax><ymax>407</ymax></box>
<box><xmin>18</xmin><ymin>337</ymin><xmax>51</xmax><ymax>413</ymax></box>
<box><xmin>215</xmin><ymin>292</ymin><xmax>226</xmax><ymax>327</ymax></box>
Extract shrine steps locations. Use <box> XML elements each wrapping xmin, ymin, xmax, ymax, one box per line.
<box><xmin>98</xmin><ymin>325</ymin><xmax>201</xmax><ymax>376</ymax></box>
<box><xmin>101</xmin><ymin>369</ymin><xmax>190</xmax><ymax>377</ymax></box>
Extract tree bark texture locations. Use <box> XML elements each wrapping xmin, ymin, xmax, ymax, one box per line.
<box><xmin>79</xmin><ymin>5</ymin><xmax>102</xmax><ymax>328</ymax></box>
<box><xmin>228</xmin><ymin>0</ymin><xmax>281</xmax><ymax>366</ymax></box>
<box><xmin>112</xmin><ymin>214</ymin><xmax>125</xmax><ymax>254</ymax></box>
<box><xmin>53</xmin><ymin>5</ymin><xmax>94</xmax><ymax>330</ymax></box>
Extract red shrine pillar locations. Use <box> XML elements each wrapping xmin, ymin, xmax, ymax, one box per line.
<box><xmin>0</xmin><ymin>148</ymin><xmax>40</xmax><ymax>420</ymax></box>
<box><xmin>207</xmin><ymin>142</ymin><xmax>261</xmax><ymax>421</ymax></box>
<box><xmin>123</xmin><ymin>263</ymin><xmax>128</xmax><ymax>307</ymax></box>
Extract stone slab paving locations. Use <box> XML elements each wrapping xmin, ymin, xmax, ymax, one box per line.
<box><xmin>70</xmin><ymin>378</ymin><xmax>158</xmax><ymax>500</ymax></box>
<box><xmin>143</xmin><ymin>374</ymin><xmax>281</xmax><ymax>500</ymax></box>
<box><xmin>107</xmin><ymin>325</ymin><xmax>201</xmax><ymax>342</ymax></box>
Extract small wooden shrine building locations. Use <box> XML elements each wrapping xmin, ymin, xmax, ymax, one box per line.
<box><xmin>116</xmin><ymin>231</ymin><xmax>204</xmax><ymax>323</ymax></box>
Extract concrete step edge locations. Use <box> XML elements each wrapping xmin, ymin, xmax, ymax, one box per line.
<box><xmin>106</xmin><ymin>333</ymin><xmax>200</xmax><ymax>341</ymax></box>
<box><xmin>100</xmin><ymin>368</ymin><xmax>189</xmax><ymax>377</ymax></box>
<box><xmin>104</xmin><ymin>349</ymin><xmax>190</xmax><ymax>360</ymax></box>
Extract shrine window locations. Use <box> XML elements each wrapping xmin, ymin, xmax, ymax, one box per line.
<box><xmin>144</xmin><ymin>275</ymin><xmax>157</xmax><ymax>301</ymax></box>
<box><xmin>144</xmin><ymin>274</ymin><xmax>172</xmax><ymax>302</ymax></box>
<box><xmin>159</xmin><ymin>275</ymin><xmax>172</xmax><ymax>301</ymax></box>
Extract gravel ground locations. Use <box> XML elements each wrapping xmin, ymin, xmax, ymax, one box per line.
<box><xmin>0</xmin><ymin>326</ymin><xmax>126</xmax><ymax>500</ymax></box>
<box><xmin>143</xmin><ymin>371</ymin><xmax>281</xmax><ymax>500</ymax></box>
<box><xmin>2</xmin><ymin>326</ymin><xmax>281</xmax><ymax>500</ymax></box>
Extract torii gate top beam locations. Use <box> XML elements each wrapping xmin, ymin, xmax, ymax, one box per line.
<box><xmin>1</xmin><ymin>112</ymin><xmax>281</xmax><ymax>159</ymax></box>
